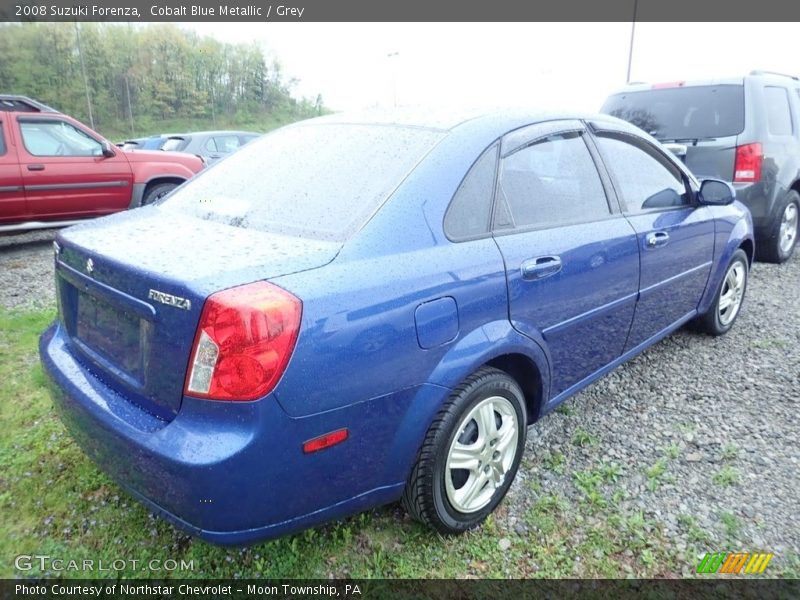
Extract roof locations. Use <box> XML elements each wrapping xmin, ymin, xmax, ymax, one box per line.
<box><xmin>296</xmin><ymin>106</ymin><xmax>608</xmax><ymax>134</ymax></box>
<box><xmin>0</xmin><ymin>95</ymin><xmax>58</xmax><ymax>113</ymax></box>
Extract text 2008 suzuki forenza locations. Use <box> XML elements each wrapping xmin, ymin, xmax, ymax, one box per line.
<box><xmin>40</xmin><ymin>109</ymin><xmax>754</xmax><ymax>544</ymax></box>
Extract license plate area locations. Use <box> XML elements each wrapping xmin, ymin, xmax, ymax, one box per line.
<box><xmin>76</xmin><ymin>291</ymin><xmax>144</xmax><ymax>382</ymax></box>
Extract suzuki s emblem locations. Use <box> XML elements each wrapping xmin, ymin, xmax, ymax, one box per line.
<box><xmin>86</xmin><ymin>258</ymin><xmax>94</xmax><ymax>274</ymax></box>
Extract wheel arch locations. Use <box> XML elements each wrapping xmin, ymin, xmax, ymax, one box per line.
<box><xmin>129</xmin><ymin>175</ymin><xmax>188</xmax><ymax>208</ymax></box>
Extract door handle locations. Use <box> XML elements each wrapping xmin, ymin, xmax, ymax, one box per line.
<box><xmin>645</xmin><ymin>231</ymin><xmax>670</xmax><ymax>248</ymax></box>
<box><xmin>521</xmin><ymin>256</ymin><xmax>562</xmax><ymax>280</ymax></box>
<box><xmin>27</xmin><ymin>164</ymin><xmax>45</xmax><ymax>171</ymax></box>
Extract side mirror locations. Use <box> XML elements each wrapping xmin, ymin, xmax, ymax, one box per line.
<box><xmin>100</xmin><ymin>141</ymin><xmax>116</xmax><ymax>158</ymax></box>
<box><xmin>698</xmin><ymin>179</ymin><xmax>735</xmax><ymax>206</ymax></box>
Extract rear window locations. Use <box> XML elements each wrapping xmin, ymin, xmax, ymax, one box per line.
<box><xmin>602</xmin><ymin>85</ymin><xmax>745</xmax><ymax>140</ymax></box>
<box><xmin>161</xmin><ymin>137</ymin><xmax>188</xmax><ymax>152</ymax></box>
<box><xmin>162</xmin><ymin>123</ymin><xmax>445</xmax><ymax>241</ymax></box>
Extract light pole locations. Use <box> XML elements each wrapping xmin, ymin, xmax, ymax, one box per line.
<box><xmin>74</xmin><ymin>22</ymin><xmax>95</xmax><ymax>129</ymax></box>
<box><xmin>626</xmin><ymin>0</ymin><xmax>638</xmax><ymax>83</ymax></box>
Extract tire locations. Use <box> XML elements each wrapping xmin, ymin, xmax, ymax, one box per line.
<box><xmin>760</xmin><ymin>191</ymin><xmax>799</xmax><ymax>263</ymax></box>
<box><xmin>401</xmin><ymin>367</ymin><xmax>527</xmax><ymax>534</ymax></box>
<box><xmin>694</xmin><ymin>249</ymin><xmax>749</xmax><ymax>336</ymax></box>
<box><xmin>142</xmin><ymin>182</ymin><xmax>179</xmax><ymax>206</ymax></box>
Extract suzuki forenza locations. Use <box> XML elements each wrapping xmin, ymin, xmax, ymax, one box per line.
<box><xmin>40</xmin><ymin>109</ymin><xmax>754</xmax><ymax>544</ymax></box>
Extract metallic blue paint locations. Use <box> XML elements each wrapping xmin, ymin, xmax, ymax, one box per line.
<box><xmin>39</xmin><ymin>110</ymin><xmax>755</xmax><ymax>545</ymax></box>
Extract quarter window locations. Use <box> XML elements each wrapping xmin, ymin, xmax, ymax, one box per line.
<box><xmin>764</xmin><ymin>86</ymin><xmax>793</xmax><ymax>136</ymax></box>
<box><xmin>444</xmin><ymin>143</ymin><xmax>498</xmax><ymax>240</ymax></box>
<box><xmin>0</xmin><ymin>123</ymin><xmax>6</xmax><ymax>155</ymax></box>
<box><xmin>19</xmin><ymin>120</ymin><xmax>103</xmax><ymax>157</ymax></box>
<box><xmin>595</xmin><ymin>133</ymin><xmax>690</xmax><ymax>212</ymax></box>
<box><xmin>497</xmin><ymin>132</ymin><xmax>610</xmax><ymax>230</ymax></box>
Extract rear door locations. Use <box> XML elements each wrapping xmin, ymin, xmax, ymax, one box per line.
<box><xmin>491</xmin><ymin>120</ymin><xmax>640</xmax><ymax>399</ymax></box>
<box><xmin>16</xmin><ymin>116</ymin><xmax>134</xmax><ymax>219</ymax></box>
<box><xmin>0</xmin><ymin>117</ymin><xmax>27</xmax><ymax>224</ymax></box>
<box><xmin>589</xmin><ymin>124</ymin><xmax>715</xmax><ymax>351</ymax></box>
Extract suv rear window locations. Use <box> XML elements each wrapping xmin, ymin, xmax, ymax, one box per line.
<box><xmin>162</xmin><ymin>123</ymin><xmax>445</xmax><ymax>242</ymax></box>
<box><xmin>602</xmin><ymin>85</ymin><xmax>745</xmax><ymax>140</ymax></box>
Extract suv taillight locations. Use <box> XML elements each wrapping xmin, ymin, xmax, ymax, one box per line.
<box><xmin>185</xmin><ymin>282</ymin><xmax>302</xmax><ymax>401</ymax></box>
<box><xmin>733</xmin><ymin>143</ymin><xmax>763</xmax><ymax>183</ymax></box>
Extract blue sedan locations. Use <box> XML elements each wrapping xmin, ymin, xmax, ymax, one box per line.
<box><xmin>39</xmin><ymin>109</ymin><xmax>754</xmax><ymax>544</ymax></box>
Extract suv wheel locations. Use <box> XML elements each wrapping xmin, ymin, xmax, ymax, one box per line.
<box><xmin>401</xmin><ymin>367</ymin><xmax>527</xmax><ymax>534</ymax></box>
<box><xmin>142</xmin><ymin>182</ymin><xmax>179</xmax><ymax>206</ymax></box>
<box><xmin>761</xmin><ymin>191</ymin><xmax>799</xmax><ymax>263</ymax></box>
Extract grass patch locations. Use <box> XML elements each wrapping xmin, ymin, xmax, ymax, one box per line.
<box><xmin>645</xmin><ymin>459</ymin><xmax>668</xmax><ymax>492</ymax></box>
<box><xmin>713</xmin><ymin>466</ymin><xmax>739</xmax><ymax>487</ymax></box>
<box><xmin>571</xmin><ymin>429</ymin><xmax>598</xmax><ymax>447</ymax></box>
<box><xmin>720</xmin><ymin>443</ymin><xmax>739</xmax><ymax>461</ymax></box>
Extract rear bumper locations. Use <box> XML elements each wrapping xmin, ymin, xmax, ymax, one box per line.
<box><xmin>39</xmin><ymin>322</ymin><xmax>426</xmax><ymax>545</ymax></box>
<box><xmin>733</xmin><ymin>182</ymin><xmax>776</xmax><ymax>239</ymax></box>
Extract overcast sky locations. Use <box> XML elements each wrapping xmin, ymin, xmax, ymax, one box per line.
<box><xmin>184</xmin><ymin>22</ymin><xmax>799</xmax><ymax>112</ymax></box>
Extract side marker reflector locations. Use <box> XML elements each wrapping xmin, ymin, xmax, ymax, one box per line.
<box><xmin>303</xmin><ymin>429</ymin><xmax>349</xmax><ymax>454</ymax></box>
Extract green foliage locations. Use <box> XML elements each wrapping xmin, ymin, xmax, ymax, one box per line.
<box><xmin>0</xmin><ymin>23</ymin><xmax>324</xmax><ymax>141</ymax></box>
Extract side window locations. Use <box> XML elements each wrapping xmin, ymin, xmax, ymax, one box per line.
<box><xmin>19</xmin><ymin>120</ymin><xmax>103</xmax><ymax>157</ymax></box>
<box><xmin>444</xmin><ymin>143</ymin><xmax>498</xmax><ymax>240</ymax></box>
<box><xmin>213</xmin><ymin>136</ymin><xmax>241</xmax><ymax>153</ymax></box>
<box><xmin>595</xmin><ymin>133</ymin><xmax>690</xmax><ymax>212</ymax></box>
<box><xmin>0</xmin><ymin>123</ymin><xmax>6</xmax><ymax>155</ymax></box>
<box><xmin>764</xmin><ymin>86</ymin><xmax>793</xmax><ymax>135</ymax></box>
<box><xmin>497</xmin><ymin>132</ymin><xmax>610</xmax><ymax>230</ymax></box>
<box><xmin>204</xmin><ymin>137</ymin><xmax>218</xmax><ymax>152</ymax></box>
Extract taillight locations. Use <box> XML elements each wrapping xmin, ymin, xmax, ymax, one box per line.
<box><xmin>652</xmin><ymin>81</ymin><xmax>685</xmax><ymax>89</ymax></box>
<box><xmin>734</xmin><ymin>143</ymin><xmax>763</xmax><ymax>183</ymax></box>
<box><xmin>185</xmin><ymin>281</ymin><xmax>302</xmax><ymax>401</ymax></box>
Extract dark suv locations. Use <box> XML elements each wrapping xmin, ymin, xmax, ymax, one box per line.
<box><xmin>602</xmin><ymin>71</ymin><xmax>800</xmax><ymax>263</ymax></box>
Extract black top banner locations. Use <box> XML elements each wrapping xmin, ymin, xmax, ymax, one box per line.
<box><xmin>1</xmin><ymin>0</ymin><xmax>800</xmax><ymax>22</ymax></box>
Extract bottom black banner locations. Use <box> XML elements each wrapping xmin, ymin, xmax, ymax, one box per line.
<box><xmin>2</xmin><ymin>579</ymin><xmax>799</xmax><ymax>600</ymax></box>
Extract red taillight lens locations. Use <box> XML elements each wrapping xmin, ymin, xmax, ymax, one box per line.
<box><xmin>185</xmin><ymin>281</ymin><xmax>302</xmax><ymax>401</ymax></box>
<box><xmin>733</xmin><ymin>143</ymin><xmax>763</xmax><ymax>183</ymax></box>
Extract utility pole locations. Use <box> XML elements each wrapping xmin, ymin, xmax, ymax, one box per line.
<box><xmin>125</xmin><ymin>74</ymin><xmax>135</xmax><ymax>136</ymax></box>
<box><xmin>626</xmin><ymin>0</ymin><xmax>638</xmax><ymax>83</ymax></box>
<box><xmin>74</xmin><ymin>22</ymin><xmax>95</xmax><ymax>129</ymax></box>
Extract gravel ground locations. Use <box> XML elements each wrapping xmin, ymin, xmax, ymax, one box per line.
<box><xmin>508</xmin><ymin>249</ymin><xmax>800</xmax><ymax>574</ymax></box>
<box><xmin>0</xmin><ymin>229</ymin><xmax>58</xmax><ymax>310</ymax></box>
<box><xmin>1</xmin><ymin>230</ymin><xmax>798</xmax><ymax>574</ymax></box>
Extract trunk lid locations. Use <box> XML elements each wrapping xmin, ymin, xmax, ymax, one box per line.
<box><xmin>54</xmin><ymin>207</ymin><xmax>340</xmax><ymax>420</ymax></box>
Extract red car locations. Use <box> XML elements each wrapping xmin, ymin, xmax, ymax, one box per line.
<box><xmin>0</xmin><ymin>95</ymin><xmax>203</xmax><ymax>233</ymax></box>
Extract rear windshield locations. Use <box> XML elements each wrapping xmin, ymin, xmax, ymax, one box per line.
<box><xmin>602</xmin><ymin>85</ymin><xmax>745</xmax><ymax>140</ymax></box>
<box><xmin>162</xmin><ymin>123</ymin><xmax>445</xmax><ymax>241</ymax></box>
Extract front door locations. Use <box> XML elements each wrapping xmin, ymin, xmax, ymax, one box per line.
<box><xmin>590</xmin><ymin>126</ymin><xmax>715</xmax><ymax>351</ymax></box>
<box><xmin>492</xmin><ymin>121</ymin><xmax>640</xmax><ymax>399</ymax></box>
<box><xmin>16</xmin><ymin>116</ymin><xmax>133</xmax><ymax>220</ymax></box>
<box><xmin>0</xmin><ymin>118</ymin><xmax>27</xmax><ymax>224</ymax></box>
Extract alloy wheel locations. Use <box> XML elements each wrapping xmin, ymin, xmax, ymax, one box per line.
<box><xmin>444</xmin><ymin>395</ymin><xmax>519</xmax><ymax>514</ymax></box>
<box><xmin>718</xmin><ymin>261</ymin><xmax>746</xmax><ymax>327</ymax></box>
<box><xmin>779</xmin><ymin>202</ymin><xmax>798</xmax><ymax>256</ymax></box>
